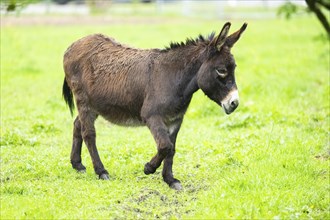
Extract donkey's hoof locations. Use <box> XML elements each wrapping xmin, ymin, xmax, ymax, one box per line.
<box><xmin>170</xmin><ymin>182</ymin><xmax>183</xmax><ymax>191</ymax></box>
<box><xmin>99</xmin><ymin>173</ymin><xmax>110</xmax><ymax>180</ymax></box>
<box><xmin>72</xmin><ymin>163</ymin><xmax>86</xmax><ymax>172</ymax></box>
<box><xmin>78</xmin><ymin>169</ymin><xmax>86</xmax><ymax>173</ymax></box>
<box><xmin>144</xmin><ymin>162</ymin><xmax>156</xmax><ymax>175</ymax></box>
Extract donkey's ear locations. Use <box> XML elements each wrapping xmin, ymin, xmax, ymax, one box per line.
<box><xmin>225</xmin><ymin>23</ymin><xmax>248</xmax><ymax>48</ymax></box>
<box><xmin>211</xmin><ymin>22</ymin><xmax>231</xmax><ymax>51</ymax></box>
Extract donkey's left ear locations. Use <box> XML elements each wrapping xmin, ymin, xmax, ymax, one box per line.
<box><xmin>225</xmin><ymin>23</ymin><xmax>248</xmax><ymax>48</ymax></box>
<box><xmin>211</xmin><ymin>22</ymin><xmax>231</xmax><ymax>51</ymax></box>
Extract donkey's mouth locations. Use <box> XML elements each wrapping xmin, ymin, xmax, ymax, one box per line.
<box><xmin>222</xmin><ymin>105</ymin><xmax>236</xmax><ymax>115</ymax></box>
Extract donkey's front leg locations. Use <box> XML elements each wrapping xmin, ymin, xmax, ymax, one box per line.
<box><xmin>162</xmin><ymin>120</ymin><xmax>183</xmax><ymax>190</ymax></box>
<box><xmin>144</xmin><ymin>115</ymin><xmax>173</xmax><ymax>176</ymax></box>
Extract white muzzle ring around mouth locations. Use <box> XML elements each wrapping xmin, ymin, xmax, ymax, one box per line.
<box><xmin>221</xmin><ymin>89</ymin><xmax>239</xmax><ymax>114</ymax></box>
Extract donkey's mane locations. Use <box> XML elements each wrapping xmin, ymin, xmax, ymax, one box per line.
<box><xmin>163</xmin><ymin>32</ymin><xmax>216</xmax><ymax>51</ymax></box>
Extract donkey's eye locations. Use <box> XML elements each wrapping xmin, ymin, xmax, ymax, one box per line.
<box><xmin>215</xmin><ymin>68</ymin><xmax>227</xmax><ymax>78</ymax></box>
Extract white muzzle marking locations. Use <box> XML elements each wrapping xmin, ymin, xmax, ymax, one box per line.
<box><xmin>221</xmin><ymin>89</ymin><xmax>239</xmax><ymax>114</ymax></box>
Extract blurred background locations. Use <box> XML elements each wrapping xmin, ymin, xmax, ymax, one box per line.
<box><xmin>0</xmin><ymin>0</ymin><xmax>309</xmax><ymax>19</ymax></box>
<box><xmin>1</xmin><ymin>0</ymin><xmax>306</xmax><ymax>18</ymax></box>
<box><xmin>1</xmin><ymin>0</ymin><xmax>328</xmax><ymax>37</ymax></box>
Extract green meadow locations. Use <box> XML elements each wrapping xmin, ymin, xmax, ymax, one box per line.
<box><xmin>1</xmin><ymin>13</ymin><xmax>329</xmax><ymax>219</ymax></box>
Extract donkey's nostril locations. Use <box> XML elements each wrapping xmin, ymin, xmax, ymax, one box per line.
<box><xmin>230</xmin><ymin>99</ymin><xmax>239</xmax><ymax>108</ymax></box>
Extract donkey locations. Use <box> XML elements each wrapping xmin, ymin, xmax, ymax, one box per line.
<box><xmin>62</xmin><ymin>22</ymin><xmax>247</xmax><ymax>190</ymax></box>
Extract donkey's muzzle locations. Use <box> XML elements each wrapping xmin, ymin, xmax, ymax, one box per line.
<box><xmin>221</xmin><ymin>90</ymin><xmax>239</xmax><ymax>115</ymax></box>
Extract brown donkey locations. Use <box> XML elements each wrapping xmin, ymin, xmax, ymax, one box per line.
<box><xmin>63</xmin><ymin>22</ymin><xmax>247</xmax><ymax>190</ymax></box>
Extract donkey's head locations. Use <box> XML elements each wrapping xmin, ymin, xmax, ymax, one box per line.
<box><xmin>197</xmin><ymin>22</ymin><xmax>247</xmax><ymax>114</ymax></box>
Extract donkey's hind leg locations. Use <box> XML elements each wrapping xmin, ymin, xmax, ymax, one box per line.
<box><xmin>78</xmin><ymin>106</ymin><xmax>109</xmax><ymax>180</ymax></box>
<box><xmin>70</xmin><ymin>116</ymin><xmax>86</xmax><ymax>172</ymax></box>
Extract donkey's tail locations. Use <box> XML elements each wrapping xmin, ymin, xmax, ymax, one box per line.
<box><xmin>62</xmin><ymin>78</ymin><xmax>75</xmax><ymax>116</ymax></box>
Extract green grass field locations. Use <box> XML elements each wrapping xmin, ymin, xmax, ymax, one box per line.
<box><xmin>1</xmin><ymin>14</ymin><xmax>329</xmax><ymax>219</ymax></box>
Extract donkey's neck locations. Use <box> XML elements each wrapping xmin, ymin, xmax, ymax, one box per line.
<box><xmin>159</xmin><ymin>45</ymin><xmax>208</xmax><ymax>102</ymax></box>
<box><xmin>160</xmin><ymin>46</ymin><xmax>206</xmax><ymax>69</ymax></box>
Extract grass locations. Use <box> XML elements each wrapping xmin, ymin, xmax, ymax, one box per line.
<box><xmin>1</xmin><ymin>14</ymin><xmax>329</xmax><ymax>219</ymax></box>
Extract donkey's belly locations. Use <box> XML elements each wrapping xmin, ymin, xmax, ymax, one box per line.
<box><xmin>95</xmin><ymin>105</ymin><xmax>145</xmax><ymax>127</ymax></box>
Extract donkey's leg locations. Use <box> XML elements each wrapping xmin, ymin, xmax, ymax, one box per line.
<box><xmin>78</xmin><ymin>108</ymin><xmax>109</xmax><ymax>180</ymax></box>
<box><xmin>162</xmin><ymin>120</ymin><xmax>183</xmax><ymax>190</ymax></box>
<box><xmin>70</xmin><ymin>116</ymin><xmax>86</xmax><ymax>172</ymax></box>
<box><xmin>144</xmin><ymin>116</ymin><xmax>173</xmax><ymax>175</ymax></box>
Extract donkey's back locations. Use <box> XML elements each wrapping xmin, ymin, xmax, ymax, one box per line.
<box><xmin>63</xmin><ymin>34</ymin><xmax>157</xmax><ymax>126</ymax></box>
